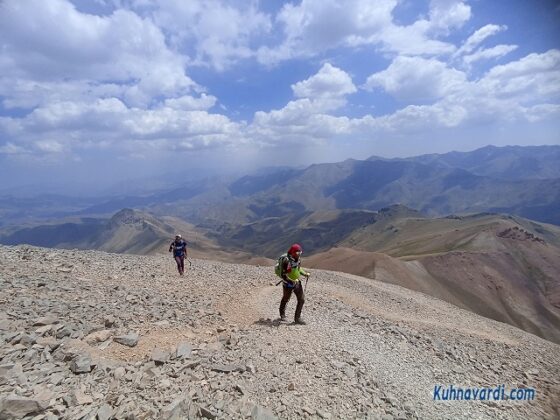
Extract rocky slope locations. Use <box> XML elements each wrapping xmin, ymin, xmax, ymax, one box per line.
<box><xmin>1</xmin><ymin>245</ymin><xmax>559</xmax><ymax>419</ymax></box>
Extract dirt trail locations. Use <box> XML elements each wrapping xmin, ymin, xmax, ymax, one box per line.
<box><xmin>219</xmin><ymin>269</ymin><xmax>522</xmax><ymax>346</ymax></box>
<box><xmin>218</xmin><ymin>283</ymin><xmax>279</xmax><ymax>326</ymax></box>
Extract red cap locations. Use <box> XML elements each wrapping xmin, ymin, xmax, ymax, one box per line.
<box><xmin>288</xmin><ymin>243</ymin><xmax>303</xmax><ymax>258</ymax></box>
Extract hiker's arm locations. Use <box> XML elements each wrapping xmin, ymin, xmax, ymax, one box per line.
<box><xmin>168</xmin><ymin>243</ymin><xmax>174</xmax><ymax>252</ymax></box>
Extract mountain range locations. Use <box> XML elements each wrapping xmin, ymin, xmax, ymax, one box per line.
<box><xmin>1</xmin><ymin>145</ymin><xmax>559</xmax><ymax>226</ymax></box>
<box><xmin>125</xmin><ymin>144</ymin><xmax>560</xmax><ymax>227</ymax></box>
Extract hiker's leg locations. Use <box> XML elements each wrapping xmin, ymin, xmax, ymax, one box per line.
<box><xmin>279</xmin><ymin>286</ymin><xmax>293</xmax><ymax>318</ymax></box>
<box><xmin>174</xmin><ymin>256</ymin><xmax>182</xmax><ymax>274</ymax></box>
<box><xmin>180</xmin><ymin>256</ymin><xmax>185</xmax><ymax>273</ymax></box>
<box><xmin>294</xmin><ymin>282</ymin><xmax>305</xmax><ymax>321</ymax></box>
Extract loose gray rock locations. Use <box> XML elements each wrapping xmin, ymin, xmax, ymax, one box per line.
<box><xmin>0</xmin><ymin>396</ymin><xmax>48</xmax><ymax>419</ymax></box>
<box><xmin>302</xmin><ymin>406</ymin><xmax>316</xmax><ymax>415</ymax></box>
<box><xmin>19</xmin><ymin>333</ymin><xmax>37</xmax><ymax>347</ymax></box>
<box><xmin>85</xmin><ymin>329</ymin><xmax>112</xmax><ymax>344</ymax></box>
<box><xmin>33</xmin><ymin>315</ymin><xmax>58</xmax><ymax>326</ymax></box>
<box><xmin>161</xmin><ymin>398</ymin><xmax>185</xmax><ymax>420</ymax></box>
<box><xmin>200</xmin><ymin>405</ymin><xmax>218</xmax><ymax>419</ymax></box>
<box><xmin>211</xmin><ymin>363</ymin><xmax>244</xmax><ymax>373</ymax></box>
<box><xmin>317</xmin><ymin>409</ymin><xmax>331</xmax><ymax>419</ymax></box>
<box><xmin>251</xmin><ymin>405</ymin><xmax>278</xmax><ymax>420</ymax></box>
<box><xmin>113</xmin><ymin>366</ymin><xmax>126</xmax><ymax>379</ymax></box>
<box><xmin>104</xmin><ymin>316</ymin><xmax>116</xmax><ymax>328</ymax></box>
<box><xmin>70</xmin><ymin>354</ymin><xmax>93</xmax><ymax>374</ymax></box>
<box><xmin>113</xmin><ymin>332</ymin><xmax>139</xmax><ymax>347</ymax></box>
<box><xmin>96</xmin><ymin>403</ymin><xmax>113</xmax><ymax>420</ymax></box>
<box><xmin>151</xmin><ymin>348</ymin><xmax>169</xmax><ymax>365</ymax></box>
<box><xmin>73</xmin><ymin>388</ymin><xmax>94</xmax><ymax>405</ymax></box>
<box><xmin>176</xmin><ymin>342</ymin><xmax>192</xmax><ymax>359</ymax></box>
<box><xmin>56</xmin><ymin>325</ymin><xmax>72</xmax><ymax>339</ymax></box>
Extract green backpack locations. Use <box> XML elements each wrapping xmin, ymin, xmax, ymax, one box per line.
<box><xmin>274</xmin><ymin>254</ymin><xmax>288</xmax><ymax>278</ymax></box>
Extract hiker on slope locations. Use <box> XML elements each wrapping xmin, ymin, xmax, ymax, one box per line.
<box><xmin>279</xmin><ymin>243</ymin><xmax>310</xmax><ymax>325</ymax></box>
<box><xmin>169</xmin><ymin>234</ymin><xmax>188</xmax><ymax>276</ymax></box>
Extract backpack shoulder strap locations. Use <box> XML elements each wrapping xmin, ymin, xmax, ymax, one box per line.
<box><xmin>282</xmin><ymin>255</ymin><xmax>291</xmax><ymax>273</ymax></box>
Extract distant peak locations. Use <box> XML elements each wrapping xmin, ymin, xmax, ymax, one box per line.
<box><xmin>110</xmin><ymin>208</ymin><xmax>146</xmax><ymax>225</ymax></box>
<box><xmin>377</xmin><ymin>204</ymin><xmax>422</xmax><ymax>218</ymax></box>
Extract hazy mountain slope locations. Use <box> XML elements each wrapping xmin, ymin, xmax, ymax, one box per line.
<box><xmin>403</xmin><ymin>144</ymin><xmax>560</xmax><ymax>180</ymax></box>
<box><xmin>76</xmin><ymin>184</ymin><xmax>211</xmax><ymax>217</ymax></box>
<box><xmin>0</xmin><ymin>194</ymin><xmax>100</xmax><ymax>226</ymax></box>
<box><xmin>0</xmin><ymin>218</ymin><xmax>106</xmax><ymax>248</ymax></box>
<box><xmin>0</xmin><ymin>209</ymin><xmax>271</xmax><ymax>265</ymax></box>
<box><xmin>2</xmin><ymin>146</ymin><xmax>558</xmax><ymax>227</ymax></box>
<box><xmin>0</xmin><ymin>209</ymin><xmax>175</xmax><ymax>254</ymax></box>
<box><xmin>150</xmin><ymin>185</ymin><xmax>256</xmax><ymax>226</ymax></box>
<box><xmin>185</xmin><ymin>154</ymin><xmax>560</xmax><ymax>226</ymax></box>
<box><xmin>212</xmin><ymin>209</ymin><xmax>380</xmax><ymax>258</ymax></box>
<box><xmin>487</xmin><ymin>179</ymin><xmax>560</xmax><ymax>225</ymax></box>
<box><xmin>229</xmin><ymin>168</ymin><xmax>303</xmax><ymax>196</ymax></box>
<box><xmin>313</xmin><ymin>160</ymin><xmax>559</xmax><ymax>222</ymax></box>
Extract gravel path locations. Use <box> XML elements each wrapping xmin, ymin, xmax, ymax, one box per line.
<box><xmin>1</xmin><ymin>245</ymin><xmax>559</xmax><ymax>419</ymax></box>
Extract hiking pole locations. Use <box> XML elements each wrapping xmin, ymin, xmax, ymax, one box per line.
<box><xmin>304</xmin><ymin>275</ymin><xmax>309</xmax><ymax>292</ymax></box>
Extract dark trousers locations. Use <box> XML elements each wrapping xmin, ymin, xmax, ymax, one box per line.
<box><xmin>280</xmin><ymin>281</ymin><xmax>305</xmax><ymax>321</ymax></box>
<box><xmin>174</xmin><ymin>255</ymin><xmax>185</xmax><ymax>274</ymax></box>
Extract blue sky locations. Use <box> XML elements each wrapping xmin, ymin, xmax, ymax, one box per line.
<box><xmin>0</xmin><ymin>0</ymin><xmax>559</xmax><ymax>193</ymax></box>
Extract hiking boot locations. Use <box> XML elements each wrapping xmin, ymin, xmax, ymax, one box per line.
<box><xmin>294</xmin><ymin>318</ymin><xmax>307</xmax><ymax>325</ymax></box>
<box><xmin>280</xmin><ymin>315</ymin><xmax>287</xmax><ymax>322</ymax></box>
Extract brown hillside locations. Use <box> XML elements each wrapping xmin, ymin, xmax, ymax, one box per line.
<box><xmin>305</xmin><ymin>216</ymin><xmax>560</xmax><ymax>344</ymax></box>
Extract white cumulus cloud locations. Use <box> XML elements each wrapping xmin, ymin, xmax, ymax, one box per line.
<box><xmin>257</xmin><ymin>0</ymin><xmax>471</xmax><ymax>64</ymax></box>
<box><xmin>164</xmin><ymin>94</ymin><xmax>217</xmax><ymax>111</ymax></box>
<box><xmin>428</xmin><ymin>0</ymin><xmax>472</xmax><ymax>34</ymax></box>
<box><xmin>457</xmin><ymin>24</ymin><xmax>508</xmax><ymax>56</ymax></box>
<box><xmin>364</xmin><ymin>56</ymin><xmax>467</xmax><ymax>102</ymax></box>
<box><xmin>462</xmin><ymin>44</ymin><xmax>518</xmax><ymax>66</ymax></box>
<box><xmin>292</xmin><ymin>64</ymin><xmax>357</xmax><ymax>99</ymax></box>
<box><xmin>0</xmin><ymin>0</ymin><xmax>196</xmax><ymax>109</ymax></box>
<box><xmin>139</xmin><ymin>0</ymin><xmax>272</xmax><ymax>71</ymax></box>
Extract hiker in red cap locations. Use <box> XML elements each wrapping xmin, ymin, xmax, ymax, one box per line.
<box><xmin>278</xmin><ymin>243</ymin><xmax>310</xmax><ymax>324</ymax></box>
